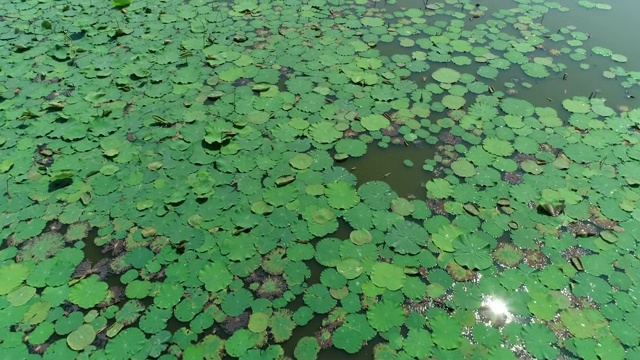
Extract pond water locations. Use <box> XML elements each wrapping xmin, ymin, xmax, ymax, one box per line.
<box><xmin>1</xmin><ymin>0</ymin><xmax>639</xmax><ymax>359</ymax></box>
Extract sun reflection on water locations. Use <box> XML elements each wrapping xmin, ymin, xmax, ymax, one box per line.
<box><xmin>478</xmin><ymin>295</ymin><xmax>515</xmax><ymax>327</ymax></box>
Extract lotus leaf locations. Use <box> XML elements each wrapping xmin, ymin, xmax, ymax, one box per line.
<box><xmin>358</xmin><ymin>181</ymin><xmax>398</xmax><ymax>210</ymax></box>
<box><xmin>312</xmin><ymin>208</ymin><xmax>335</xmax><ymax>225</ymax></box>
<box><xmin>67</xmin><ymin>324</ymin><xmax>96</xmax><ymax>351</ymax></box>
<box><xmin>154</xmin><ymin>281</ymin><xmax>184</xmax><ymax>309</ymax></box>
<box><xmin>562</xmin><ymin>98</ymin><xmax>591</xmax><ymax>113</ymax></box>
<box><xmin>335</xmin><ymin>138</ymin><xmax>367</xmax><ymax>157</ymax></box>
<box><xmin>431</xmin><ymin>313</ymin><xmax>462</xmax><ymax>350</ymax></box>
<box><xmin>226</xmin><ymin>329</ymin><xmax>260</xmax><ymax>358</ymax></box>
<box><xmin>269</xmin><ymin>309</ymin><xmax>295</xmax><ymax>342</ymax></box>
<box><xmin>523</xmin><ymin>323</ymin><xmax>559</xmax><ymax>359</ymax></box>
<box><xmin>0</xmin><ymin>263</ymin><xmax>31</xmax><ymax>296</ymax></box>
<box><xmin>371</xmin><ymin>262</ymin><xmax>406</xmax><ymax>290</ymax></box>
<box><xmin>528</xmin><ymin>290</ymin><xmax>567</xmax><ymax>321</ymax></box>
<box><xmin>367</xmin><ymin>300</ymin><xmax>405</xmax><ymax>332</ymax></box>
<box><xmin>175</xmin><ymin>291</ymin><xmax>207</xmax><ymax>322</ymax></box>
<box><xmin>68</xmin><ymin>275</ymin><xmax>108</xmax><ymax>309</ymax></box>
<box><xmin>315</xmin><ymin>238</ymin><xmax>343</xmax><ymax>267</ymax></box>
<box><xmin>390</xmin><ymin>198</ymin><xmax>415</xmax><ymax>216</ymax></box>
<box><xmin>453</xmin><ymin>234</ymin><xmax>492</xmax><ymax>270</ymax></box>
<box><xmin>333</xmin><ymin>314</ymin><xmax>376</xmax><ymax>354</ymax></box>
<box><xmin>432</xmin><ymin>68</ymin><xmax>461</xmax><ymax>83</ymax></box>
<box><xmin>477</xmin><ymin>65</ymin><xmax>499</xmax><ymax>79</ymax></box>
<box><xmin>426</xmin><ymin>178</ymin><xmax>453</xmax><ymax>199</ymax></box>
<box><xmin>349</xmin><ymin>229</ymin><xmax>372</xmax><ymax>245</ymax></box>
<box><xmin>361</xmin><ymin>114</ymin><xmax>390</xmax><ymax>131</ymax></box>
<box><xmin>326</xmin><ymin>181</ymin><xmax>360</xmax><ymax>210</ymax></box>
<box><xmin>442</xmin><ymin>95</ymin><xmax>466</xmax><ymax>110</ymax></box>
<box><xmin>294</xmin><ymin>337</ymin><xmax>320</xmax><ymax>360</ymax></box>
<box><xmin>1</xmin><ymin>0</ymin><xmax>639</xmax><ymax>357</ymax></box>
<box><xmin>451</xmin><ymin>159</ymin><xmax>477</xmax><ymax>177</ymax></box>
<box><xmin>7</xmin><ymin>286</ymin><xmax>36</xmax><ymax>307</ymax></box>
<box><xmin>23</xmin><ymin>301</ymin><xmax>51</xmax><ymax>325</ymax></box>
<box><xmin>139</xmin><ymin>306</ymin><xmax>172</xmax><ymax>334</ymax></box>
<box><xmin>307</xmin><ymin>121</ymin><xmax>342</xmax><ymax>143</ymax></box>
<box><xmin>561</xmin><ymin>308</ymin><xmax>607</xmax><ymax>338</ymax></box>
<box><xmin>336</xmin><ymin>258</ymin><xmax>364</xmax><ymax>280</ymax></box>
<box><xmin>500</xmin><ymin>98</ymin><xmax>535</xmax><ymax>117</ymax></box>
<box><xmin>432</xmin><ymin>223</ymin><xmax>463</xmax><ymax>252</ymax></box>
<box><xmin>483</xmin><ymin>137</ymin><xmax>514</xmax><ymax>157</ymax></box>
<box><xmin>522</xmin><ymin>63</ymin><xmax>550</xmax><ymax>78</ymax></box>
<box><xmin>290</xmin><ymin>153</ymin><xmax>315</xmax><ymax>170</ymax></box>
<box><xmin>303</xmin><ymin>284</ymin><xmax>336</xmax><ymax>314</ymax></box>
<box><xmin>198</xmin><ymin>262</ymin><xmax>232</xmax><ymax>293</ymax></box>
<box><xmin>386</xmin><ymin>221</ymin><xmax>429</xmax><ymax>255</ymax></box>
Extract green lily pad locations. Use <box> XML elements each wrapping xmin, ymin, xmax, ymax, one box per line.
<box><xmin>453</xmin><ymin>234</ymin><xmax>492</xmax><ymax>270</ymax></box>
<box><xmin>361</xmin><ymin>114</ymin><xmax>390</xmax><ymax>131</ymax></box>
<box><xmin>67</xmin><ymin>324</ymin><xmax>96</xmax><ymax>351</ymax></box>
<box><xmin>371</xmin><ymin>262</ymin><xmax>406</xmax><ymax>291</ymax></box>
<box><xmin>432</xmin><ymin>68</ymin><xmax>461</xmax><ymax>83</ymax></box>
<box><xmin>451</xmin><ymin>159</ymin><xmax>477</xmax><ymax>177</ymax></box>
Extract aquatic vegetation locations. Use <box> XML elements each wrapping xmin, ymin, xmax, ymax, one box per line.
<box><xmin>492</xmin><ymin>243</ymin><xmax>525</xmax><ymax>268</ymax></box>
<box><xmin>64</xmin><ymin>222</ymin><xmax>90</xmax><ymax>242</ymax></box>
<box><xmin>17</xmin><ymin>232</ymin><xmax>66</xmax><ymax>263</ymax></box>
<box><xmin>0</xmin><ymin>0</ymin><xmax>638</xmax><ymax>358</ymax></box>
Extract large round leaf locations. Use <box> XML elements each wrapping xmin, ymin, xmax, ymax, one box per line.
<box><xmin>452</xmin><ymin>234</ymin><xmax>492</xmax><ymax>270</ymax></box>
<box><xmin>386</xmin><ymin>221</ymin><xmax>429</xmax><ymax>255</ymax></box>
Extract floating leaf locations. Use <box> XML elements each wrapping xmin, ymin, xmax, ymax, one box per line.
<box><xmin>326</xmin><ymin>181</ymin><xmax>360</xmax><ymax>210</ymax></box>
<box><xmin>453</xmin><ymin>234</ymin><xmax>492</xmax><ymax>270</ymax></box>
<box><xmin>304</xmin><ymin>284</ymin><xmax>336</xmax><ymax>314</ymax></box>
<box><xmin>562</xmin><ymin>98</ymin><xmax>591</xmax><ymax>113</ymax></box>
<box><xmin>198</xmin><ymin>262</ymin><xmax>232</xmax><ymax>293</ymax></box>
<box><xmin>426</xmin><ymin>178</ymin><xmax>453</xmax><ymax>199</ymax></box>
<box><xmin>67</xmin><ymin>324</ymin><xmax>96</xmax><ymax>351</ymax></box>
<box><xmin>561</xmin><ymin>308</ymin><xmax>607</xmax><ymax>338</ymax></box>
<box><xmin>451</xmin><ymin>159</ymin><xmax>477</xmax><ymax>177</ymax></box>
<box><xmin>431</xmin><ymin>314</ymin><xmax>462</xmax><ymax>350</ymax></box>
<box><xmin>386</xmin><ymin>221</ymin><xmax>429</xmax><ymax>255</ymax></box>
<box><xmin>367</xmin><ymin>300</ymin><xmax>405</xmax><ymax>332</ymax></box>
<box><xmin>361</xmin><ymin>114</ymin><xmax>390</xmax><ymax>131</ymax></box>
<box><xmin>68</xmin><ymin>275</ymin><xmax>108</xmax><ymax>309</ymax></box>
<box><xmin>371</xmin><ymin>262</ymin><xmax>406</xmax><ymax>290</ymax></box>
<box><xmin>294</xmin><ymin>337</ymin><xmax>320</xmax><ymax>360</ymax></box>
<box><xmin>290</xmin><ymin>153</ymin><xmax>315</xmax><ymax>170</ymax></box>
<box><xmin>483</xmin><ymin>137</ymin><xmax>514</xmax><ymax>157</ymax></box>
<box><xmin>432</xmin><ymin>68</ymin><xmax>461</xmax><ymax>83</ymax></box>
